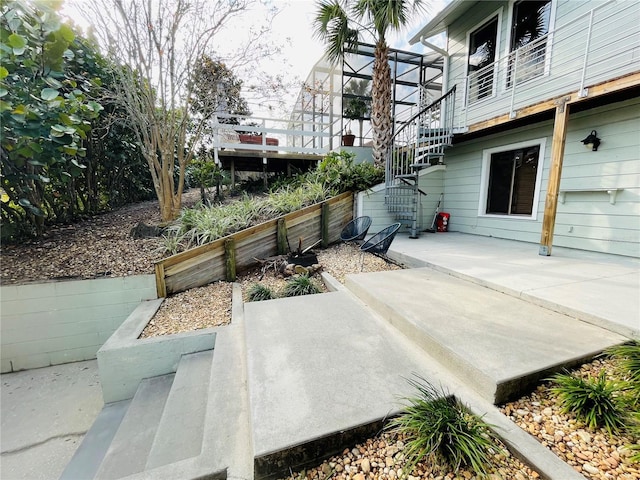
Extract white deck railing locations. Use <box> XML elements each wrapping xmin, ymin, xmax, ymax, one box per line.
<box><xmin>452</xmin><ymin>0</ymin><xmax>640</xmax><ymax>129</ymax></box>
<box><xmin>211</xmin><ymin>112</ymin><xmax>333</xmax><ymax>159</ymax></box>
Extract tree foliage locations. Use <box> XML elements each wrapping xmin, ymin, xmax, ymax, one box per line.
<box><xmin>84</xmin><ymin>0</ymin><xmax>258</xmax><ymax>223</ymax></box>
<box><xmin>0</xmin><ymin>0</ymin><xmax>154</xmax><ymax>241</ymax></box>
<box><xmin>189</xmin><ymin>55</ymin><xmax>251</xmax><ymax>126</ymax></box>
<box><xmin>1</xmin><ymin>0</ymin><xmax>104</xmax><ymax>237</ymax></box>
<box><xmin>313</xmin><ymin>0</ymin><xmax>425</xmax><ymax>166</ymax></box>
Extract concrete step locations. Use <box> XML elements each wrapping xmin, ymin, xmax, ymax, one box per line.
<box><xmin>59</xmin><ymin>400</ymin><xmax>131</xmax><ymax>480</ymax></box>
<box><xmin>94</xmin><ymin>374</ymin><xmax>174</xmax><ymax>480</ymax></box>
<box><xmin>244</xmin><ymin>291</ymin><xmax>446</xmax><ymax>479</ymax></box>
<box><xmin>345</xmin><ymin>267</ymin><xmax>627</xmax><ymax>404</ymax></box>
<box><xmin>145</xmin><ymin>350</ymin><xmax>214</xmax><ymax>470</ymax></box>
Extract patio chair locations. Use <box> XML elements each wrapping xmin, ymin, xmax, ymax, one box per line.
<box><xmin>360</xmin><ymin>223</ymin><xmax>402</xmax><ymax>256</ymax></box>
<box><xmin>340</xmin><ymin>216</ymin><xmax>372</xmax><ymax>242</ymax></box>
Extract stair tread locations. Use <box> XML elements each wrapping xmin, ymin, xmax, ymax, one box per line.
<box><xmin>95</xmin><ymin>374</ymin><xmax>175</xmax><ymax>480</ymax></box>
<box><xmin>145</xmin><ymin>350</ymin><xmax>214</xmax><ymax>470</ymax></box>
<box><xmin>59</xmin><ymin>400</ymin><xmax>132</xmax><ymax>480</ymax></box>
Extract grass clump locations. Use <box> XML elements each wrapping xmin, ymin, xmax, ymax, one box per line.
<box><xmin>550</xmin><ymin>370</ymin><xmax>625</xmax><ymax>435</ymax></box>
<box><xmin>388</xmin><ymin>375</ymin><xmax>500</xmax><ymax>477</ymax></box>
<box><xmin>246</xmin><ymin>283</ymin><xmax>276</xmax><ymax>302</ymax></box>
<box><xmin>282</xmin><ymin>275</ymin><xmax>321</xmax><ymax>297</ymax></box>
<box><xmin>606</xmin><ymin>341</ymin><xmax>640</xmax><ymax>405</ymax></box>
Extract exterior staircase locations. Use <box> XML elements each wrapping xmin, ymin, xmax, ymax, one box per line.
<box><xmin>385</xmin><ymin>86</ymin><xmax>456</xmax><ymax>237</ymax></box>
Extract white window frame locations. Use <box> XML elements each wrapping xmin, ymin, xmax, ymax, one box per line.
<box><xmin>503</xmin><ymin>0</ymin><xmax>557</xmax><ymax>90</ymax></box>
<box><xmin>478</xmin><ymin>137</ymin><xmax>547</xmax><ymax>220</ymax></box>
<box><xmin>464</xmin><ymin>7</ymin><xmax>504</xmax><ymax>106</ymax></box>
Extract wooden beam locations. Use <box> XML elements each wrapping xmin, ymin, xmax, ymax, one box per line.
<box><xmin>539</xmin><ymin>98</ymin><xmax>571</xmax><ymax>256</ymax></box>
<box><xmin>467</xmin><ymin>72</ymin><xmax>640</xmax><ymax>134</ymax></box>
<box><xmin>321</xmin><ymin>202</ymin><xmax>330</xmax><ymax>248</ymax></box>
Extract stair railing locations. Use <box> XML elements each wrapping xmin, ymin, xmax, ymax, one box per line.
<box><xmin>386</xmin><ymin>86</ymin><xmax>456</xmax><ymax>186</ymax></box>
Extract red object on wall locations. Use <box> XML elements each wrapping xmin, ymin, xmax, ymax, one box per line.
<box><xmin>436</xmin><ymin>212</ymin><xmax>450</xmax><ymax>232</ymax></box>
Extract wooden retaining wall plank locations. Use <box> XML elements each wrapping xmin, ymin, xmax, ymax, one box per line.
<box><xmin>156</xmin><ymin>192</ymin><xmax>353</xmax><ymax>296</ymax></box>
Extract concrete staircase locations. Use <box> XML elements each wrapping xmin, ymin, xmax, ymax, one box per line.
<box><xmin>60</xmin><ymin>350</ymin><xmax>226</xmax><ymax>480</ymax></box>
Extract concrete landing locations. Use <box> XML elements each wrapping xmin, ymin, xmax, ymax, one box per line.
<box><xmin>244</xmin><ymin>291</ymin><xmax>447</xmax><ymax>479</ymax></box>
<box><xmin>346</xmin><ymin>267</ymin><xmax>627</xmax><ymax>403</ymax></box>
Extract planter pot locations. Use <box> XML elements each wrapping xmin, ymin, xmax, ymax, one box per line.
<box><xmin>238</xmin><ymin>134</ymin><xmax>279</xmax><ymax>146</ymax></box>
<box><xmin>287</xmin><ymin>251</ymin><xmax>318</xmax><ymax>267</ymax></box>
<box><xmin>342</xmin><ymin>134</ymin><xmax>355</xmax><ymax>147</ymax></box>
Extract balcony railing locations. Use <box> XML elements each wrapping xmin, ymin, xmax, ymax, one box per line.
<box><xmin>452</xmin><ymin>0</ymin><xmax>640</xmax><ymax>129</ymax></box>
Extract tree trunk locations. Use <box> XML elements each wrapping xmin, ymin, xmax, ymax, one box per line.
<box><xmin>371</xmin><ymin>40</ymin><xmax>392</xmax><ymax>167</ymax></box>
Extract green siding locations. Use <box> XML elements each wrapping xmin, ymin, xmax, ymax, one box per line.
<box><xmin>441</xmin><ymin>97</ymin><xmax>640</xmax><ymax>257</ymax></box>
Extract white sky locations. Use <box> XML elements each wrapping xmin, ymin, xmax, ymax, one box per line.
<box><xmin>61</xmin><ymin>0</ymin><xmax>448</xmax><ymax>117</ymax></box>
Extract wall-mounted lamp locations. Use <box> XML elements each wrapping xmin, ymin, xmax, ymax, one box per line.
<box><xmin>581</xmin><ymin>130</ymin><xmax>601</xmax><ymax>151</ymax></box>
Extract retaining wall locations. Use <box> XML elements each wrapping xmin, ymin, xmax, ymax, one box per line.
<box><xmin>0</xmin><ymin>275</ymin><xmax>157</xmax><ymax>373</ymax></box>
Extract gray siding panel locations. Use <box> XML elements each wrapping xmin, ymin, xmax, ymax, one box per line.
<box><xmin>442</xmin><ymin>97</ymin><xmax>639</xmax><ymax>257</ymax></box>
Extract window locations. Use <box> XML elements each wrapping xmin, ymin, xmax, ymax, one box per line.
<box><xmin>480</xmin><ymin>139</ymin><xmax>546</xmax><ymax>218</ymax></box>
<box><xmin>508</xmin><ymin>0</ymin><xmax>552</xmax><ymax>86</ymax></box>
<box><xmin>467</xmin><ymin>16</ymin><xmax>499</xmax><ymax>103</ymax></box>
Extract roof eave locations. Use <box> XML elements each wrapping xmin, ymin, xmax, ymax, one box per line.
<box><xmin>408</xmin><ymin>0</ymin><xmax>477</xmax><ymax>45</ymax></box>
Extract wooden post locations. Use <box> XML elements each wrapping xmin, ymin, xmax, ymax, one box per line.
<box><xmin>224</xmin><ymin>238</ymin><xmax>236</xmax><ymax>282</ymax></box>
<box><xmin>321</xmin><ymin>201</ymin><xmax>330</xmax><ymax>248</ymax></box>
<box><xmin>230</xmin><ymin>159</ymin><xmax>236</xmax><ymax>189</ymax></box>
<box><xmin>277</xmin><ymin>217</ymin><xmax>288</xmax><ymax>255</ymax></box>
<box><xmin>539</xmin><ymin>97</ymin><xmax>571</xmax><ymax>256</ymax></box>
<box><xmin>154</xmin><ymin>263</ymin><xmax>167</xmax><ymax>298</ymax></box>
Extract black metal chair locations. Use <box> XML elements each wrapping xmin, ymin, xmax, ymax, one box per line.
<box><xmin>340</xmin><ymin>216</ymin><xmax>372</xmax><ymax>242</ymax></box>
<box><xmin>360</xmin><ymin>223</ymin><xmax>402</xmax><ymax>256</ymax></box>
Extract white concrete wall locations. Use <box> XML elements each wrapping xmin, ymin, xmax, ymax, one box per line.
<box><xmin>0</xmin><ymin>275</ymin><xmax>157</xmax><ymax>373</ymax></box>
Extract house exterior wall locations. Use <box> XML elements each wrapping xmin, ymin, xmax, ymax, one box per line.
<box><xmin>442</xmin><ymin>96</ymin><xmax>640</xmax><ymax>257</ymax></box>
<box><xmin>0</xmin><ymin>275</ymin><xmax>157</xmax><ymax>373</ymax></box>
<box><xmin>444</xmin><ymin>0</ymin><xmax>640</xmax><ymax>128</ymax></box>
<box><xmin>357</xmin><ymin>169</ymin><xmax>446</xmax><ymax>234</ymax></box>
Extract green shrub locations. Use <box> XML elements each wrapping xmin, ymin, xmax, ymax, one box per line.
<box><xmin>247</xmin><ymin>283</ymin><xmax>276</xmax><ymax>302</ymax></box>
<box><xmin>388</xmin><ymin>376</ymin><xmax>500</xmax><ymax>477</ymax></box>
<box><xmin>282</xmin><ymin>275</ymin><xmax>321</xmax><ymax>297</ymax></box>
<box><xmin>606</xmin><ymin>341</ymin><xmax>640</xmax><ymax>405</ymax></box>
<box><xmin>550</xmin><ymin>370</ymin><xmax>625</xmax><ymax>435</ymax></box>
<box><xmin>625</xmin><ymin>411</ymin><xmax>640</xmax><ymax>462</ymax></box>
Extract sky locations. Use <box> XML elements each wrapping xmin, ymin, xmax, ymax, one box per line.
<box><xmin>61</xmin><ymin>0</ymin><xmax>448</xmax><ymax>117</ymax></box>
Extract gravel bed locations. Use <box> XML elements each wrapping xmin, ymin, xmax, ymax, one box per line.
<box><xmin>278</xmin><ymin>430</ymin><xmax>539</xmax><ymax>480</ymax></box>
<box><xmin>141</xmin><ymin>242</ymin><xmax>402</xmax><ymax>338</ymax></box>
<box><xmin>139</xmin><ymin>281</ymin><xmax>233</xmax><ymax>338</ymax></box>
<box><xmin>501</xmin><ymin>357</ymin><xmax>640</xmax><ymax>480</ymax></box>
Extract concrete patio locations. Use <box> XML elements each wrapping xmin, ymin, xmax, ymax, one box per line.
<box><xmin>1</xmin><ymin>233</ymin><xmax>638</xmax><ymax>479</ymax></box>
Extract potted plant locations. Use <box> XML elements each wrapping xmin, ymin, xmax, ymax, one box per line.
<box><xmin>342</xmin><ymin>80</ymin><xmax>371</xmax><ymax>146</ymax></box>
<box><xmin>342</xmin><ymin>126</ymin><xmax>356</xmax><ymax>146</ymax></box>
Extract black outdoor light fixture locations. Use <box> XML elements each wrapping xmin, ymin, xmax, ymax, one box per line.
<box><xmin>581</xmin><ymin>130</ymin><xmax>601</xmax><ymax>151</ymax></box>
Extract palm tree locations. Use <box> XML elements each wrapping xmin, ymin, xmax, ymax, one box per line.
<box><xmin>314</xmin><ymin>0</ymin><xmax>424</xmax><ymax>166</ymax></box>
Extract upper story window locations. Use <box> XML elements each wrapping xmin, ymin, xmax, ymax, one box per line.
<box><xmin>508</xmin><ymin>0</ymin><xmax>553</xmax><ymax>86</ymax></box>
<box><xmin>467</xmin><ymin>16</ymin><xmax>499</xmax><ymax>103</ymax></box>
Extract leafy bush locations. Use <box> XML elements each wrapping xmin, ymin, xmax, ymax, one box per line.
<box><xmin>247</xmin><ymin>283</ymin><xmax>276</xmax><ymax>302</ymax></box>
<box><xmin>309</xmin><ymin>150</ymin><xmax>384</xmax><ymax>194</ymax></box>
<box><xmin>388</xmin><ymin>375</ymin><xmax>500</xmax><ymax>477</ymax></box>
<box><xmin>550</xmin><ymin>370</ymin><xmax>625</xmax><ymax>435</ymax></box>
<box><xmin>282</xmin><ymin>275</ymin><xmax>321</xmax><ymax>297</ymax></box>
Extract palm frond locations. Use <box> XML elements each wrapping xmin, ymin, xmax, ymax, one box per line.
<box><xmin>313</xmin><ymin>0</ymin><xmax>359</xmax><ymax>62</ymax></box>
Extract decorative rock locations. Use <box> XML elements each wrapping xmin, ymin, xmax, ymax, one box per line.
<box><xmin>385</xmin><ymin>456</ymin><xmax>394</xmax><ymax>467</ymax></box>
<box><xmin>582</xmin><ymin>463</ymin><xmax>599</xmax><ymax>475</ymax></box>
<box><xmin>361</xmin><ymin>459</ymin><xmax>371</xmax><ymax>473</ymax></box>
